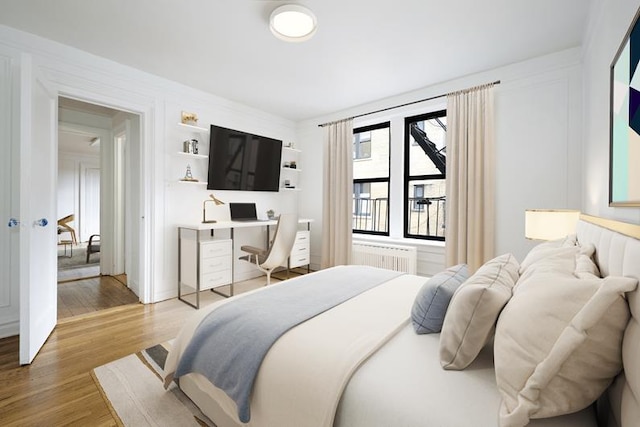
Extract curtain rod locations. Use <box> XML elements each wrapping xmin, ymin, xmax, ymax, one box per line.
<box><xmin>318</xmin><ymin>80</ymin><xmax>501</xmax><ymax>127</ymax></box>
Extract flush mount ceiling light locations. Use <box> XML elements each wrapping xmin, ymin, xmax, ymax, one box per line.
<box><xmin>270</xmin><ymin>4</ymin><xmax>317</xmax><ymax>42</ymax></box>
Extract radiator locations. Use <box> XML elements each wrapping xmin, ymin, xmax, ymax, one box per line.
<box><xmin>351</xmin><ymin>241</ymin><xmax>417</xmax><ymax>274</ymax></box>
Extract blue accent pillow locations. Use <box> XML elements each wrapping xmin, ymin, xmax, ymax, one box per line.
<box><xmin>411</xmin><ymin>264</ymin><xmax>469</xmax><ymax>334</ymax></box>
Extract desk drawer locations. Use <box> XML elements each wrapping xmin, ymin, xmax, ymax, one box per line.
<box><xmin>200</xmin><ymin>240</ymin><xmax>232</xmax><ymax>259</ymax></box>
<box><xmin>289</xmin><ymin>252</ymin><xmax>310</xmax><ymax>268</ymax></box>
<box><xmin>294</xmin><ymin>231</ymin><xmax>310</xmax><ymax>245</ymax></box>
<box><xmin>290</xmin><ymin>242</ymin><xmax>309</xmax><ymax>255</ymax></box>
<box><xmin>200</xmin><ymin>269</ymin><xmax>232</xmax><ymax>290</ymax></box>
<box><xmin>201</xmin><ymin>255</ymin><xmax>231</xmax><ymax>275</ymax></box>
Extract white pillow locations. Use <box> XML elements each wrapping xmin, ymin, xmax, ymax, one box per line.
<box><xmin>574</xmin><ymin>244</ymin><xmax>601</xmax><ymax>278</ymax></box>
<box><xmin>439</xmin><ymin>253</ymin><xmax>519</xmax><ymax>370</ymax></box>
<box><xmin>519</xmin><ymin>245</ymin><xmax>578</xmax><ymax>276</ymax></box>
<box><xmin>494</xmin><ymin>270</ymin><xmax>637</xmax><ymax>427</ymax></box>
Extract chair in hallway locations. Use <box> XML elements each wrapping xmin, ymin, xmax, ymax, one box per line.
<box><xmin>86</xmin><ymin>234</ymin><xmax>101</xmax><ymax>263</ymax></box>
<box><xmin>239</xmin><ymin>213</ymin><xmax>298</xmax><ymax>286</ymax></box>
<box><xmin>57</xmin><ymin>214</ymin><xmax>78</xmax><ymax>245</ymax></box>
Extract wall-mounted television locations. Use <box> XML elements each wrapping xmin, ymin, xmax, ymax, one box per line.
<box><xmin>207</xmin><ymin>124</ymin><xmax>282</xmax><ymax>192</ymax></box>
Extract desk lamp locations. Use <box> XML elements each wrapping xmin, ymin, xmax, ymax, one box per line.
<box><xmin>203</xmin><ymin>194</ymin><xmax>225</xmax><ymax>224</ymax></box>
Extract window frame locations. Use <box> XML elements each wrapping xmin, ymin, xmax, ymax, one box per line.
<box><xmin>352</xmin><ymin>122</ymin><xmax>391</xmax><ymax>236</ymax></box>
<box><xmin>403</xmin><ymin>110</ymin><xmax>447</xmax><ymax>241</ymax></box>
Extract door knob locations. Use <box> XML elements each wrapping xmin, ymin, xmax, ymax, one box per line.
<box><xmin>7</xmin><ymin>218</ymin><xmax>20</xmax><ymax>227</ymax></box>
<box><xmin>34</xmin><ymin>218</ymin><xmax>48</xmax><ymax>227</ymax></box>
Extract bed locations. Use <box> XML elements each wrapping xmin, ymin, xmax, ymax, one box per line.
<box><xmin>163</xmin><ymin>214</ymin><xmax>640</xmax><ymax>427</ymax></box>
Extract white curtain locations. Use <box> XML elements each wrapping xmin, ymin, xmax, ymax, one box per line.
<box><xmin>445</xmin><ymin>84</ymin><xmax>495</xmax><ymax>272</ymax></box>
<box><xmin>321</xmin><ymin>119</ymin><xmax>353</xmax><ymax>268</ymax></box>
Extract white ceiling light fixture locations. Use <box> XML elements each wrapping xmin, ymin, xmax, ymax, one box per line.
<box><xmin>270</xmin><ymin>4</ymin><xmax>317</xmax><ymax>42</ymax></box>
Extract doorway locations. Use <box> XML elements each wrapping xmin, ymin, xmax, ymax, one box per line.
<box><xmin>56</xmin><ymin>97</ymin><xmax>139</xmax><ymax>319</ymax></box>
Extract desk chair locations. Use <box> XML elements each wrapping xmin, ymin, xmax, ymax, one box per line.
<box><xmin>86</xmin><ymin>234</ymin><xmax>100</xmax><ymax>263</ymax></box>
<box><xmin>57</xmin><ymin>214</ymin><xmax>78</xmax><ymax>245</ymax></box>
<box><xmin>239</xmin><ymin>213</ymin><xmax>298</xmax><ymax>286</ymax></box>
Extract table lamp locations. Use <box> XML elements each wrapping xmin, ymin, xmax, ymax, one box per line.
<box><xmin>525</xmin><ymin>209</ymin><xmax>580</xmax><ymax>241</ymax></box>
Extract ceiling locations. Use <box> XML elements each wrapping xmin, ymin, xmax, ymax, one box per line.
<box><xmin>0</xmin><ymin>1</ymin><xmax>592</xmax><ymax>121</ymax></box>
<box><xmin>58</xmin><ymin>97</ymin><xmax>120</xmax><ymax>156</ymax></box>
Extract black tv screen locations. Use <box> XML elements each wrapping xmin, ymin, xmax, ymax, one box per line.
<box><xmin>207</xmin><ymin>125</ymin><xmax>282</xmax><ymax>192</ymax></box>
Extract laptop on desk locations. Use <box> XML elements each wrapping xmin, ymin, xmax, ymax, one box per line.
<box><xmin>229</xmin><ymin>202</ymin><xmax>264</xmax><ymax>222</ymax></box>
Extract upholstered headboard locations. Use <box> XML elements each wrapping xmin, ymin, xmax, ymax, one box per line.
<box><xmin>576</xmin><ymin>215</ymin><xmax>640</xmax><ymax>427</ymax></box>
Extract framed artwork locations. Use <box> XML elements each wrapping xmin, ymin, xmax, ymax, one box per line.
<box><xmin>610</xmin><ymin>6</ymin><xmax>640</xmax><ymax>206</ymax></box>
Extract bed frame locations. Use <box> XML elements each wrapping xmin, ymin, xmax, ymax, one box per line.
<box><xmin>577</xmin><ymin>214</ymin><xmax>640</xmax><ymax>427</ymax></box>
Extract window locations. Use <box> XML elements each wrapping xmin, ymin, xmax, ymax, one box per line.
<box><xmin>353</xmin><ymin>122</ymin><xmax>390</xmax><ymax>235</ymax></box>
<box><xmin>404</xmin><ymin>110</ymin><xmax>446</xmax><ymax>240</ymax></box>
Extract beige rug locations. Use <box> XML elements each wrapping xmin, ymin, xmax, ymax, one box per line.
<box><xmin>58</xmin><ymin>243</ymin><xmax>100</xmax><ymax>270</ymax></box>
<box><xmin>92</xmin><ymin>343</ymin><xmax>215</xmax><ymax>427</ymax></box>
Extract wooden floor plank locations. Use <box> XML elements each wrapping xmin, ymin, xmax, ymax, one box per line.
<box><xmin>57</xmin><ymin>275</ymin><xmax>139</xmax><ymax>320</ymax></box>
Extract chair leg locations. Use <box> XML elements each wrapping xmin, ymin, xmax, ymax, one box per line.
<box><xmin>266</xmin><ymin>271</ymin><xmax>271</xmax><ymax>286</ymax></box>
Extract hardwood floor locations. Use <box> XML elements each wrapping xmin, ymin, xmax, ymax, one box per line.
<box><xmin>57</xmin><ymin>274</ymin><xmax>138</xmax><ymax>320</ymax></box>
<box><xmin>0</xmin><ymin>278</ymin><xmax>275</xmax><ymax>426</ymax></box>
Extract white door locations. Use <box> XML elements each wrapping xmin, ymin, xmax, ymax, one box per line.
<box><xmin>18</xmin><ymin>55</ymin><xmax>58</xmax><ymax>364</ymax></box>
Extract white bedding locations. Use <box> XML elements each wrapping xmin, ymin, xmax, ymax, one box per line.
<box><xmin>336</xmin><ymin>325</ymin><xmax>596</xmax><ymax>427</ymax></box>
<box><xmin>170</xmin><ymin>271</ymin><xmax>598</xmax><ymax>427</ymax></box>
<box><xmin>166</xmin><ymin>271</ymin><xmax>424</xmax><ymax>427</ymax></box>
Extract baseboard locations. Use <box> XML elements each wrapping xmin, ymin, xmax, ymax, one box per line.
<box><xmin>0</xmin><ymin>320</ymin><xmax>19</xmax><ymax>339</ymax></box>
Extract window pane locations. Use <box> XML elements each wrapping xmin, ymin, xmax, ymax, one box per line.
<box><xmin>412</xmin><ymin>184</ymin><xmax>425</xmax><ymax>211</ymax></box>
<box><xmin>406</xmin><ymin>179</ymin><xmax>445</xmax><ymax>238</ymax></box>
<box><xmin>353</xmin><ymin>181</ymin><xmax>388</xmax><ymax>233</ymax></box>
<box><xmin>353</xmin><ymin>126</ymin><xmax>389</xmax><ymax>178</ymax></box>
<box><xmin>408</xmin><ymin>116</ymin><xmax>446</xmax><ymax>176</ymax></box>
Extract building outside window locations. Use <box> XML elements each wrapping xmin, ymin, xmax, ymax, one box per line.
<box><xmin>404</xmin><ymin>110</ymin><xmax>447</xmax><ymax>240</ymax></box>
<box><xmin>352</xmin><ymin>122</ymin><xmax>390</xmax><ymax>235</ymax></box>
<box><xmin>353</xmin><ymin>182</ymin><xmax>371</xmax><ymax>216</ymax></box>
<box><xmin>353</xmin><ymin>130</ymin><xmax>371</xmax><ymax>160</ymax></box>
<box><xmin>412</xmin><ymin>184</ymin><xmax>425</xmax><ymax>211</ymax></box>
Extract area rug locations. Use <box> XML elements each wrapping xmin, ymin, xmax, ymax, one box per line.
<box><xmin>58</xmin><ymin>243</ymin><xmax>100</xmax><ymax>270</ymax></box>
<box><xmin>92</xmin><ymin>342</ymin><xmax>215</xmax><ymax>427</ymax></box>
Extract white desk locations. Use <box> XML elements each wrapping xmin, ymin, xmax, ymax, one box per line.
<box><xmin>178</xmin><ymin>219</ymin><xmax>312</xmax><ymax>308</ymax></box>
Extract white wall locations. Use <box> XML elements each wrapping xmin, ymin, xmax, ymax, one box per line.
<box><xmin>57</xmin><ymin>152</ymin><xmax>100</xmax><ymax>242</ymax></box>
<box><xmin>582</xmin><ymin>0</ymin><xmax>640</xmax><ymax>223</ymax></box>
<box><xmin>297</xmin><ymin>48</ymin><xmax>584</xmax><ymax>272</ymax></box>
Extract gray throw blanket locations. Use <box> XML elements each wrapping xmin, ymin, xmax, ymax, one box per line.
<box><xmin>174</xmin><ymin>265</ymin><xmax>402</xmax><ymax>423</ymax></box>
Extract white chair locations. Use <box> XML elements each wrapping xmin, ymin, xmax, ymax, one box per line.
<box><xmin>240</xmin><ymin>213</ymin><xmax>298</xmax><ymax>285</ymax></box>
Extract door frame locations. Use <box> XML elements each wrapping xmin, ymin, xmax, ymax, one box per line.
<box><xmin>49</xmin><ymin>83</ymin><xmax>156</xmax><ymax>304</ymax></box>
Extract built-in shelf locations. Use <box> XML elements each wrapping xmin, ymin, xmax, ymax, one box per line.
<box><xmin>177</xmin><ymin>122</ymin><xmax>209</xmax><ymax>132</ymax></box>
<box><xmin>178</xmin><ymin>180</ymin><xmax>208</xmax><ymax>185</ymax></box>
<box><xmin>283</xmin><ymin>146</ymin><xmax>301</xmax><ymax>153</ymax></box>
<box><xmin>176</xmin><ymin>152</ymin><xmax>208</xmax><ymax>159</ymax></box>
<box><xmin>281</xmin><ymin>145</ymin><xmax>302</xmax><ymax>191</ymax></box>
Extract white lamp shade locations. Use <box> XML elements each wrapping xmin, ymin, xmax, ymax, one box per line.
<box><xmin>525</xmin><ymin>209</ymin><xmax>580</xmax><ymax>241</ymax></box>
<box><xmin>270</xmin><ymin>5</ymin><xmax>317</xmax><ymax>42</ymax></box>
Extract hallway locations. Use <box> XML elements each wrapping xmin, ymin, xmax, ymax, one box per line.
<box><xmin>57</xmin><ymin>274</ymin><xmax>138</xmax><ymax>320</ymax></box>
